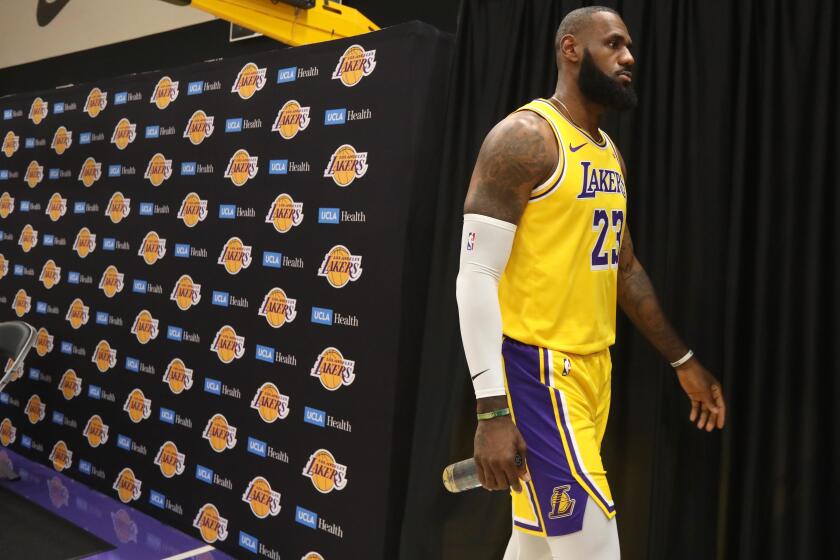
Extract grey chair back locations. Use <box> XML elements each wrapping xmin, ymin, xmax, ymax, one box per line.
<box><xmin>0</xmin><ymin>321</ymin><xmax>36</xmax><ymax>392</ymax></box>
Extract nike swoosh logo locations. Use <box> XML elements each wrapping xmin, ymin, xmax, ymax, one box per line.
<box><xmin>570</xmin><ymin>143</ymin><xmax>587</xmax><ymax>152</ymax></box>
<box><xmin>37</xmin><ymin>0</ymin><xmax>73</xmax><ymax>27</ymax></box>
<box><xmin>471</xmin><ymin>369</ymin><xmax>489</xmax><ymax>380</ymax></box>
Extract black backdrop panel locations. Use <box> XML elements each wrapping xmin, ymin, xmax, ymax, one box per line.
<box><xmin>0</xmin><ymin>22</ymin><xmax>450</xmax><ymax>560</ymax></box>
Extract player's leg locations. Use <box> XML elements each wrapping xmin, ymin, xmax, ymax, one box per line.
<box><xmin>545</xmin><ymin>496</ymin><xmax>620</xmax><ymax>560</ymax></box>
<box><xmin>502</xmin><ymin>528</ymin><xmax>552</xmax><ymax>560</ymax></box>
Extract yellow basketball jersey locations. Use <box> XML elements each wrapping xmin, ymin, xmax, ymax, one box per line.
<box><xmin>499</xmin><ymin>98</ymin><xmax>627</xmax><ymax>355</ymax></box>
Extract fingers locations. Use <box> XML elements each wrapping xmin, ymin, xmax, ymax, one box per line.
<box><xmin>712</xmin><ymin>385</ymin><xmax>726</xmax><ymax>428</ymax></box>
<box><xmin>696</xmin><ymin>407</ymin><xmax>709</xmax><ymax>430</ymax></box>
<box><xmin>704</xmin><ymin>411</ymin><xmax>717</xmax><ymax>432</ymax></box>
<box><xmin>689</xmin><ymin>399</ymin><xmax>700</xmax><ymax>423</ymax></box>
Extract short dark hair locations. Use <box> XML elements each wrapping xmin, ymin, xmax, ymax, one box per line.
<box><xmin>555</xmin><ymin>6</ymin><xmax>620</xmax><ymax>46</ymax></box>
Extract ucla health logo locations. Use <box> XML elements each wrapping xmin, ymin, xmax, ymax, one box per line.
<box><xmin>318</xmin><ymin>245</ymin><xmax>363</xmax><ymax>288</ymax></box>
<box><xmin>29</xmin><ymin>97</ymin><xmax>49</xmax><ymax>124</ymax></box>
<box><xmin>193</xmin><ymin>504</ymin><xmax>229</xmax><ymax>543</ymax></box>
<box><xmin>242</xmin><ymin>476</ymin><xmax>282</xmax><ymax>519</ymax></box>
<box><xmin>211</xmin><ymin>325</ymin><xmax>245</xmax><ymax>363</ymax></box>
<box><xmin>111</xmin><ymin>118</ymin><xmax>137</xmax><ymax>150</ymax></box>
<box><xmin>250</xmin><ymin>382</ymin><xmax>290</xmax><ymax>423</ymax></box>
<box><xmin>224</xmin><ymin>149</ymin><xmax>258</xmax><ymax>186</ymax></box>
<box><xmin>144</xmin><ymin>153</ymin><xmax>173</xmax><ymax>186</ymax></box>
<box><xmin>302</xmin><ymin>448</ymin><xmax>348</xmax><ymax>493</ymax></box>
<box><xmin>150</xmin><ymin>76</ymin><xmax>179</xmax><ymax>110</ymax></box>
<box><xmin>324</xmin><ymin>144</ymin><xmax>368</xmax><ymax>186</ymax></box>
<box><xmin>84</xmin><ymin>88</ymin><xmax>108</xmax><ymax>118</ymax></box>
<box><xmin>202</xmin><ymin>413</ymin><xmax>237</xmax><ymax>452</ymax></box>
<box><xmin>271</xmin><ymin>100</ymin><xmax>311</xmax><ymax>139</ymax></box>
<box><xmin>311</xmin><ymin>347</ymin><xmax>356</xmax><ymax>391</ymax></box>
<box><xmin>265</xmin><ymin>194</ymin><xmax>303</xmax><ymax>233</ymax></box>
<box><xmin>184</xmin><ymin>110</ymin><xmax>215</xmax><ymax>145</ymax></box>
<box><xmin>232</xmin><ymin>62</ymin><xmax>267</xmax><ymax>99</ymax></box>
<box><xmin>332</xmin><ymin>44</ymin><xmax>377</xmax><ymax>87</ymax></box>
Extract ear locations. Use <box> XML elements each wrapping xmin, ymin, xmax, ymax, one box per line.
<box><xmin>558</xmin><ymin>35</ymin><xmax>582</xmax><ymax>64</ymax></box>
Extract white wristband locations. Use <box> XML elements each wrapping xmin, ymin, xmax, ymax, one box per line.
<box><xmin>670</xmin><ymin>349</ymin><xmax>694</xmax><ymax>368</ymax></box>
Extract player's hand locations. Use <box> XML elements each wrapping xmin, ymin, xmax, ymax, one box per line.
<box><xmin>675</xmin><ymin>359</ymin><xmax>726</xmax><ymax>431</ymax></box>
<box><xmin>473</xmin><ymin>401</ymin><xmax>529</xmax><ymax>492</ymax></box>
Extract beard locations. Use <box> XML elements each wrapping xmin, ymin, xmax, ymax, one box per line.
<box><xmin>578</xmin><ymin>48</ymin><xmax>637</xmax><ymax>110</ymax></box>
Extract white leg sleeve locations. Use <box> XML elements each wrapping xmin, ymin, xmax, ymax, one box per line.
<box><xmin>545</xmin><ymin>498</ymin><xmax>620</xmax><ymax>560</ymax></box>
<box><xmin>503</xmin><ymin>529</ymin><xmax>552</xmax><ymax>560</ymax></box>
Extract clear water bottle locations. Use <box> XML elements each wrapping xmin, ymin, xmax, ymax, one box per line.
<box><xmin>442</xmin><ymin>454</ymin><xmax>522</xmax><ymax>493</ymax></box>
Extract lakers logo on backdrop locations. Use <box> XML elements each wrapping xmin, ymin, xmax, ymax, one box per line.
<box><xmin>49</xmin><ymin>441</ymin><xmax>72</xmax><ymax>472</ymax></box>
<box><xmin>29</xmin><ymin>97</ymin><xmax>49</xmax><ymax>124</ymax></box>
<box><xmin>92</xmin><ymin>340</ymin><xmax>117</xmax><ymax>372</ymax></box>
<box><xmin>73</xmin><ymin>227</ymin><xmax>97</xmax><ymax>258</ymax></box>
<box><xmin>6</xmin><ymin>358</ymin><xmax>23</xmax><ymax>383</ymax></box>
<box><xmin>303</xmin><ymin>553</ymin><xmax>325</xmax><ymax>560</ymax></box>
<box><xmin>35</xmin><ymin>328</ymin><xmax>54</xmax><ymax>356</ymax></box>
<box><xmin>210</xmin><ymin>325</ymin><xmax>245</xmax><ymax>363</ymax></box>
<box><xmin>0</xmin><ymin>254</ymin><xmax>7</xmax><ymax>280</ymax></box>
<box><xmin>25</xmin><ymin>395</ymin><xmax>46</xmax><ymax>424</ymax></box>
<box><xmin>19</xmin><ymin>224</ymin><xmax>38</xmax><ymax>252</ymax></box>
<box><xmin>12</xmin><ymin>289</ymin><xmax>31</xmax><ymax>317</ymax></box>
<box><xmin>258</xmin><ymin>288</ymin><xmax>297</xmax><ymax>328</ymax></box>
<box><xmin>265</xmin><ymin>194</ymin><xmax>303</xmax><ymax>233</ymax></box>
<box><xmin>242</xmin><ymin>476</ymin><xmax>282</xmax><ymax>518</ymax></box>
<box><xmin>66</xmin><ymin>298</ymin><xmax>89</xmax><ymax>329</ymax></box>
<box><xmin>113</xmin><ymin>468</ymin><xmax>142</xmax><ymax>503</ymax></box>
<box><xmin>111</xmin><ymin>118</ymin><xmax>137</xmax><ymax>150</ymax></box>
<box><xmin>78</xmin><ymin>157</ymin><xmax>102</xmax><ymax>187</ymax></box>
<box><xmin>123</xmin><ymin>389</ymin><xmax>152</xmax><ymax>423</ymax></box>
<box><xmin>138</xmin><ymin>231</ymin><xmax>166</xmax><ymax>264</ymax></box>
<box><xmin>59</xmin><ymin>369</ymin><xmax>82</xmax><ymax>400</ymax></box>
<box><xmin>232</xmin><ymin>62</ymin><xmax>267</xmax><ymax>99</ymax></box>
<box><xmin>51</xmin><ymin>126</ymin><xmax>72</xmax><ymax>154</ymax></box>
<box><xmin>218</xmin><ymin>237</ymin><xmax>252</xmax><ymax>274</ymax></box>
<box><xmin>251</xmin><ymin>383</ymin><xmax>289</xmax><ymax>423</ymax></box>
<box><xmin>151</xmin><ymin>76</ymin><xmax>179</xmax><ymax>109</ymax></box>
<box><xmin>193</xmin><ymin>504</ymin><xmax>229</xmax><ymax>543</ymax></box>
<box><xmin>40</xmin><ymin>259</ymin><xmax>61</xmax><ymax>289</ymax></box>
<box><xmin>224</xmin><ymin>149</ymin><xmax>258</xmax><ymax>186</ymax></box>
<box><xmin>272</xmin><ymin>100</ymin><xmax>311</xmax><ymax>139</ymax></box>
<box><xmin>303</xmin><ymin>449</ymin><xmax>348</xmax><ymax>493</ymax></box>
<box><xmin>163</xmin><ymin>358</ymin><xmax>193</xmax><ymax>394</ymax></box>
<box><xmin>154</xmin><ymin>441</ymin><xmax>186</xmax><ymax>478</ymax></box>
<box><xmin>99</xmin><ymin>265</ymin><xmax>125</xmax><ymax>298</ymax></box>
<box><xmin>184</xmin><ymin>110</ymin><xmax>215</xmax><ymax>145</ymax></box>
<box><xmin>0</xmin><ymin>419</ymin><xmax>16</xmax><ymax>447</ymax></box>
<box><xmin>0</xmin><ymin>193</ymin><xmax>13</xmax><ymax>218</ymax></box>
<box><xmin>2</xmin><ymin>131</ymin><xmax>19</xmax><ymax>157</ymax></box>
<box><xmin>144</xmin><ymin>153</ymin><xmax>173</xmax><ymax>186</ymax></box>
<box><xmin>202</xmin><ymin>414</ymin><xmax>237</xmax><ymax>452</ymax></box>
<box><xmin>311</xmin><ymin>347</ymin><xmax>356</xmax><ymax>390</ymax></box>
<box><xmin>84</xmin><ymin>88</ymin><xmax>108</xmax><ymax>117</ymax></box>
<box><xmin>83</xmin><ymin>415</ymin><xmax>109</xmax><ymax>448</ymax></box>
<box><xmin>170</xmin><ymin>274</ymin><xmax>201</xmax><ymax>310</ymax></box>
<box><xmin>106</xmin><ymin>192</ymin><xmax>131</xmax><ymax>223</ymax></box>
<box><xmin>324</xmin><ymin>144</ymin><xmax>368</xmax><ymax>186</ymax></box>
<box><xmin>25</xmin><ymin>160</ymin><xmax>44</xmax><ymax>188</ymax></box>
<box><xmin>46</xmin><ymin>193</ymin><xmax>67</xmax><ymax>222</ymax></box>
<box><xmin>318</xmin><ymin>245</ymin><xmax>363</xmax><ymax>288</ymax></box>
<box><xmin>332</xmin><ymin>44</ymin><xmax>377</xmax><ymax>86</ymax></box>
<box><xmin>177</xmin><ymin>193</ymin><xmax>208</xmax><ymax>227</ymax></box>
<box><xmin>131</xmin><ymin>310</ymin><xmax>159</xmax><ymax>344</ymax></box>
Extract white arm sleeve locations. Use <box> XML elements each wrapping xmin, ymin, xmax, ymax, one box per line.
<box><xmin>456</xmin><ymin>213</ymin><xmax>517</xmax><ymax>399</ymax></box>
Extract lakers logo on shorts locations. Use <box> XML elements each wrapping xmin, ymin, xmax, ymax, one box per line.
<box><xmin>548</xmin><ymin>485</ymin><xmax>576</xmax><ymax>519</ymax></box>
<box><xmin>0</xmin><ymin>419</ymin><xmax>16</xmax><ymax>447</ymax></box>
<box><xmin>12</xmin><ymin>289</ymin><xmax>31</xmax><ymax>317</ymax></box>
<box><xmin>83</xmin><ymin>415</ymin><xmax>109</xmax><ymax>448</ymax></box>
<box><xmin>58</xmin><ymin>369</ymin><xmax>82</xmax><ymax>400</ymax></box>
<box><xmin>265</xmin><ymin>194</ymin><xmax>303</xmax><ymax>233</ymax></box>
<box><xmin>318</xmin><ymin>245</ymin><xmax>363</xmax><ymax>288</ymax></box>
<box><xmin>65</xmin><ymin>298</ymin><xmax>89</xmax><ymax>329</ymax></box>
<box><xmin>170</xmin><ymin>274</ymin><xmax>201</xmax><ymax>310</ymax></box>
<box><xmin>99</xmin><ymin>265</ymin><xmax>125</xmax><ymax>298</ymax></box>
<box><xmin>92</xmin><ymin>340</ymin><xmax>117</xmax><ymax>373</ymax></box>
<box><xmin>111</xmin><ymin>118</ymin><xmax>137</xmax><ymax>150</ymax></box>
<box><xmin>232</xmin><ymin>62</ymin><xmax>267</xmax><ymax>99</ymax></box>
<box><xmin>144</xmin><ymin>153</ymin><xmax>173</xmax><ymax>186</ymax></box>
<box><xmin>210</xmin><ymin>325</ymin><xmax>245</xmax><ymax>363</ymax></box>
<box><xmin>113</xmin><ymin>468</ymin><xmax>142</xmax><ymax>503</ymax></box>
<box><xmin>25</xmin><ymin>395</ymin><xmax>46</xmax><ymax>424</ymax></box>
<box><xmin>46</xmin><ymin>193</ymin><xmax>67</xmax><ymax>222</ymax></box>
<box><xmin>84</xmin><ymin>88</ymin><xmax>108</xmax><ymax>118</ymax></box>
<box><xmin>331</xmin><ymin>44</ymin><xmax>376</xmax><ymax>87</ymax></box>
<box><xmin>29</xmin><ymin>97</ymin><xmax>49</xmax><ymax>124</ymax></box>
<box><xmin>202</xmin><ymin>414</ymin><xmax>237</xmax><ymax>452</ymax></box>
<box><xmin>73</xmin><ymin>227</ymin><xmax>97</xmax><ymax>258</ymax></box>
<box><xmin>150</xmin><ymin>76</ymin><xmax>179</xmax><ymax>109</ymax></box>
<box><xmin>224</xmin><ymin>149</ymin><xmax>258</xmax><ymax>186</ymax></box>
<box><xmin>18</xmin><ymin>224</ymin><xmax>38</xmax><ymax>252</ymax></box>
<box><xmin>218</xmin><ymin>237</ymin><xmax>252</xmax><ymax>274</ymax></box>
<box><xmin>2</xmin><ymin>131</ymin><xmax>20</xmax><ymax>157</ymax></box>
<box><xmin>302</xmin><ymin>449</ymin><xmax>348</xmax><ymax>493</ymax></box>
<box><xmin>193</xmin><ymin>504</ymin><xmax>229</xmax><ymax>543</ymax></box>
<box><xmin>138</xmin><ymin>231</ymin><xmax>166</xmax><ymax>265</ymax></box>
<box><xmin>163</xmin><ymin>358</ymin><xmax>194</xmax><ymax>394</ymax></box>
<box><xmin>35</xmin><ymin>328</ymin><xmax>53</xmax><ymax>356</ymax></box>
<box><xmin>272</xmin><ymin>100</ymin><xmax>311</xmax><ymax>139</ymax></box>
<box><xmin>130</xmin><ymin>310</ymin><xmax>159</xmax><ymax>344</ymax></box>
<box><xmin>154</xmin><ymin>441</ymin><xmax>186</xmax><ymax>478</ymax></box>
<box><xmin>177</xmin><ymin>192</ymin><xmax>208</xmax><ymax>227</ymax></box>
<box><xmin>183</xmin><ymin>110</ymin><xmax>215</xmax><ymax>145</ymax></box>
<box><xmin>78</xmin><ymin>157</ymin><xmax>102</xmax><ymax>187</ymax></box>
<box><xmin>105</xmin><ymin>192</ymin><xmax>131</xmax><ymax>223</ymax></box>
<box><xmin>242</xmin><ymin>476</ymin><xmax>282</xmax><ymax>518</ymax></box>
<box><xmin>258</xmin><ymin>288</ymin><xmax>297</xmax><ymax>328</ymax></box>
<box><xmin>39</xmin><ymin>259</ymin><xmax>61</xmax><ymax>289</ymax></box>
<box><xmin>250</xmin><ymin>382</ymin><xmax>290</xmax><ymax>423</ymax></box>
<box><xmin>310</xmin><ymin>347</ymin><xmax>356</xmax><ymax>391</ymax></box>
<box><xmin>123</xmin><ymin>389</ymin><xmax>152</xmax><ymax>423</ymax></box>
<box><xmin>0</xmin><ymin>192</ymin><xmax>13</xmax><ymax>218</ymax></box>
<box><xmin>49</xmin><ymin>441</ymin><xmax>72</xmax><ymax>472</ymax></box>
<box><xmin>25</xmin><ymin>160</ymin><xmax>44</xmax><ymax>188</ymax></box>
<box><xmin>324</xmin><ymin>144</ymin><xmax>368</xmax><ymax>186</ymax></box>
<box><xmin>0</xmin><ymin>254</ymin><xmax>7</xmax><ymax>279</ymax></box>
<box><xmin>51</xmin><ymin>126</ymin><xmax>72</xmax><ymax>155</ymax></box>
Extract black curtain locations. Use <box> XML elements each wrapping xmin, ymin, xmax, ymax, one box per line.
<box><xmin>398</xmin><ymin>1</ymin><xmax>840</xmax><ymax>559</ymax></box>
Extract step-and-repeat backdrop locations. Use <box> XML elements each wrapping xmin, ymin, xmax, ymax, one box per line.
<box><xmin>0</xmin><ymin>22</ymin><xmax>448</xmax><ymax>559</ymax></box>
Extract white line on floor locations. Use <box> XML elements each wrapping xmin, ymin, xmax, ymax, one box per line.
<box><xmin>160</xmin><ymin>544</ymin><xmax>216</xmax><ymax>560</ymax></box>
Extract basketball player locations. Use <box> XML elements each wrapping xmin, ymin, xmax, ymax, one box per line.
<box><xmin>455</xmin><ymin>7</ymin><xmax>726</xmax><ymax>559</ymax></box>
